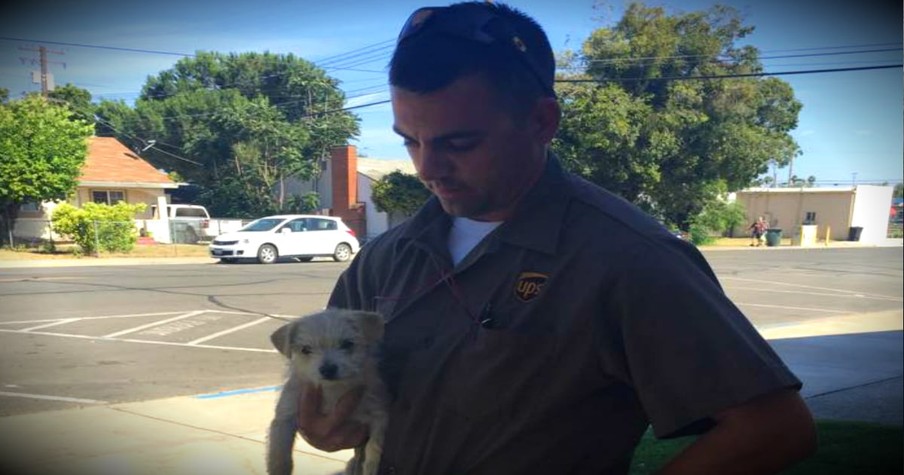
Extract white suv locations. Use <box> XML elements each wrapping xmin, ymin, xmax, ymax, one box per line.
<box><xmin>209</xmin><ymin>215</ymin><xmax>360</xmax><ymax>264</ymax></box>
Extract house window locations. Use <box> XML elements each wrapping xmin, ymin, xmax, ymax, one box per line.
<box><xmin>92</xmin><ymin>190</ymin><xmax>125</xmax><ymax>205</ymax></box>
<box><xmin>19</xmin><ymin>201</ymin><xmax>40</xmax><ymax>212</ymax></box>
<box><xmin>804</xmin><ymin>211</ymin><xmax>817</xmax><ymax>224</ymax></box>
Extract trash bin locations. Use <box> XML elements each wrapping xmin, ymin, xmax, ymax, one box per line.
<box><xmin>765</xmin><ymin>228</ymin><xmax>782</xmax><ymax>247</ymax></box>
<box><xmin>848</xmin><ymin>226</ymin><xmax>863</xmax><ymax>242</ymax></box>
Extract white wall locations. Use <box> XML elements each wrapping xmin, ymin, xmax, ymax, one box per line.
<box><xmin>850</xmin><ymin>185</ymin><xmax>894</xmax><ymax>243</ymax></box>
<box><xmin>358</xmin><ymin>174</ymin><xmax>389</xmax><ymax>241</ymax></box>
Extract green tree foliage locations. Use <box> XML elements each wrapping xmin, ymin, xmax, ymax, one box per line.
<box><xmin>48</xmin><ymin>83</ymin><xmax>94</xmax><ymax>122</ymax></box>
<box><xmin>371</xmin><ymin>171</ymin><xmax>432</xmax><ymax>216</ymax></box>
<box><xmin>95</xmin><ymin>51</ymin><xmax>359</xmax><ymax>217</ymax></box>
<box><xmin>688</xmin><ymin>193</ymin><xmax>747</xmax><ymax>244</ymax></box>
<box><xmin>554</xmin><ymin>2</ymin><xmax>802</xmax><ymax>229</ymax></box>
<box><xmin>893</xmin><ymin>183</ymin><xmax>903</xmax><ymax>199</ymax></box>
<box><xmin>52</xmin><ymin>202</ymin><xmax>147</xmax><ymax>254</ymax></box>
<box><xmin>0</xmin><ymin>95</ymin><xmax>93</xmax><ymax>245</ymax></box>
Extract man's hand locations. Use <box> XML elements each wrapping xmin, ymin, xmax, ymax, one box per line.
<box><xmin>297</xmin><ymin>383</ymin><xmax>369</xmax><ymax>452</ymax></box>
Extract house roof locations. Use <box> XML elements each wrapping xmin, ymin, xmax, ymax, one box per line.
<box><xmin>79</xmin><ymin>137</ymin><xmax>177</xmax><ymax>189</ymax></box>
<box><xmin>356</xmin><ymin>157</ymin><xmax>417</xmax><ymax>181</ymax></box>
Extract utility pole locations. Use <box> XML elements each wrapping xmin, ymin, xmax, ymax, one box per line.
<box><xmin>787</xmin><ymin>157</ymin><xmax>794</xmax><ymax>187</ymax></box>
<box><xmin>18</xmin><ymin>45</ymin><xmax>65</xmax><ymax>96</ymax></box>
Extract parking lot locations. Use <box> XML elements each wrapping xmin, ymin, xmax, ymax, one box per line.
<box><xmin>0</xmin><ymin>247</ymin><xmax>901</xmax><ymax>417</ymax></box>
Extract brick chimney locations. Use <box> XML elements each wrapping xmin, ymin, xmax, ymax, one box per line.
<box><xmin>330</xmin><ymin>145</ymin><xmax>366</xmax><ymax>239</ymax></box>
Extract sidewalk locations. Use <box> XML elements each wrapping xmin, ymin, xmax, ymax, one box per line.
<box><xmin>0</xmin><ymin>311</ymin><xmax>900</xmax><ymax>475</ymax></box>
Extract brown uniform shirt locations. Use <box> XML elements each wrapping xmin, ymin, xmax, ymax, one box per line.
<box><xmin>328</xmin><ymin>157</ymin><xmax>800</xmax><ymax>474</ymax></box>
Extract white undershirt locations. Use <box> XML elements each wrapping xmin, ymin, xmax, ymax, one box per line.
<box><xmin>447</xmin><ymin>217</ymin><xmax>503</xmax><ymax>266</ymax></box>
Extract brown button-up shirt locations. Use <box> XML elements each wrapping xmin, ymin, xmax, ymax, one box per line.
<box><xmin>328</xmin><ymin>157</ymin><xmax>800</xmax><ymax>474</ymax></box>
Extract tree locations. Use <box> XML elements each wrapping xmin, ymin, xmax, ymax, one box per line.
<box><xmin>554</xmin><ymin>2</ymin><xmax>802</xmax><ymax>229</ymax></box>
<box><xmin>95</xmin><ymin>51</ymin><xmax>359</xmax><ymax>217</ymax></box>
<box><xmin>0</xmin><ymin>95</ymin><xmax>93</xmax><ymax>246</ymax></box>
<box><xmin>894</xmin><ymin>183</ymin><xmax>903</xmax><ymax>199</ymax></box>
<box><xmin>371</xmin><ymin>171</ymin><xmax>432</xmax><ymax>216</ymax></box>
<box><xmin>48</xmin><ymin>83</ymin><xmax>94</xmax><ymax>120</ymax></box>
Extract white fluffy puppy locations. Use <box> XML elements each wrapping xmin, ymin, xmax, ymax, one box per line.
<box><xmin>267</xmin><ymin>309</ymin><xmax>388</xmax><ymax>475</ymax></box>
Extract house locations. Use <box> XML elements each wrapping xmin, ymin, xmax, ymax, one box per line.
<box><xmin>14</xmin><ymin>136</ymin><xmax>177</xmax><ymax>242</ymax></box>
<box><xmin>285</xmin><ymin>145</ymin><xmax>418</xmax><ymax>242</ymax></box>
<box><xmin>732</xmin><ymin>185</ymin><xmax>895</xmax><ymax>244</ymax></box>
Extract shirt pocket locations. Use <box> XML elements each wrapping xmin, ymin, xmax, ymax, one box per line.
<box><xmin>441</xmin><ymin>327</ymin><xmax>558</xmax><ymax>421</ymax></box>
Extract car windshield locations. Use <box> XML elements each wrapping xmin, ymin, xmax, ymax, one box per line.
<box><xmin>239</xmin><ymin>218</ymin><xmax>284</xmax><ymax>232</ymax></box>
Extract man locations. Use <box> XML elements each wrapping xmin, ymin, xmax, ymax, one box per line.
<box><xmin>298</xmin><ymin>2</ymin><xmax>816</xmax><ymax>473</ymax></box>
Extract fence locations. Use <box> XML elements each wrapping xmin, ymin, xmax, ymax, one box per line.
<box><xmin>8</xmin><ymin>217</ymin><xmax>244</xmax><ymax>250</ymax></box>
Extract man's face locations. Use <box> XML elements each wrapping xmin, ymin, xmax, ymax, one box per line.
<box><xmin>391</xmin><ymin>74</ymin><xmax>552</xmax><ymax>222</ymax></box>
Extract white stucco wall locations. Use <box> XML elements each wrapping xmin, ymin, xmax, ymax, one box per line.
<box><xmin>850</xmin><ymin>185</ymin><xmax>894</xmax><ymax>243</ymax></box>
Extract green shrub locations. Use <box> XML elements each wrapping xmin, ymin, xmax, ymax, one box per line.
<box><xmin>51</xmin><ymin>202</ymin><xmax>147</xmax><ymax>254</ymax></box>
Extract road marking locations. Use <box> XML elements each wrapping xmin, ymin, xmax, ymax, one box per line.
<box><xmin>188</xmin><ymin>316</ymin><xmax>271</xmax><ymax>345</ymax></box>
<box><xmin>21</xmin><ymin>318</ymin><xmax>80</xmax><ymax>332</ymax></box>
<box><xmin>0</xmin><ymin>391</ymin><xmax>106</xmax><ymax>404</ymax></box>
<box><xmin>723</xmin><ymin>286</ymin><xmax>899</xmax><ymax>302</ymax></box>
<box><xmin>0</xmin><ymin>311</ymin><xmax>189</xmax><ymax>326</ymax></box>
<box><xmin>734</xmin><ymin>302</ymin><xmax>846</xmax><ymax>313</ymax></box>
<box><xmin>0</xmin><ymin>327</ymin><xmax>276</xmax><ymax>353</ymax></box>
<box><xmin>195</xmin><ymin>385</ymin><xmax>281</xmax><ymax>399</ymax></box>
<box><xmin>721</xmin><ymin>277</ymin><xmax>903</xmax><ymax>301</ymax></box>
<box><xmin>103</xmin><ymin>310</ymin><xmax>207</xmax><ymax>338</ymax></box>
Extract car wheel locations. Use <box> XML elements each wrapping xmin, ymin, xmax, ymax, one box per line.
<box><xmin>257</xmin><ymin>244</ymin><xmax>278</xmax><ymax>264</ymax></box>
<box><xmin>333</xmin><ymin>243</ymin><xmax>352</xmax><ymax>262</ymax></box>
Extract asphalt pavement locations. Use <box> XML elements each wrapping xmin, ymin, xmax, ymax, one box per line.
<box><xmin>0</xmin><ymin>240</ymin><xmax>900</xmax><ymax>475</ymax></box>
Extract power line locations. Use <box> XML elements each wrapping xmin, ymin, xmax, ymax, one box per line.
<box><xmin>0</xmin><ymin>36</ymin><xmax>194</xmax><ymax>57</ymax></box>
<box><xmin>558</xmin><ymin>64</ymin><xmax>903</xmax><ymax>83</ymax></box>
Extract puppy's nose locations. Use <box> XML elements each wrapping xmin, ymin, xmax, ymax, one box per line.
<box><xmin>319</xmin><ymin>362</ymin><xmax>338</xmax><ymax>380</ymax></box>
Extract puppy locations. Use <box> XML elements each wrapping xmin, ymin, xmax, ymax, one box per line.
<box><xmin>267</xmin><ymin>309</ymin><xmax>389</xmax><ymax>475</ymax></box>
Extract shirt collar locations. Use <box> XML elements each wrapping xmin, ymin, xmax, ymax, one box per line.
<box><xmin>399</xmin><ymin>154</ymin><xmax>572</xmax><ymax>256</ymax></box>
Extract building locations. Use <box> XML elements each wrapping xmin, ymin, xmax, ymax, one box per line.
<box><xmin>733</xmin><ymin>185</ymin><xmax>895</xmax><ymax>244</ymax></box>
<box><xmin>285</xmin><ymin>145</ymin><xmax>417</xmax><ymax>242</ymax></box>
<box><xmin>14</xmin><ymin>137</ymin><xmax>177</xmax><ymax>242</ymax></box>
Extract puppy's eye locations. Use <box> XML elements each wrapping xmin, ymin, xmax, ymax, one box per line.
<box><xmin>339</xmin><ymin>339</ymin><xmax>355</xmax><ymax>352</ymax></box>
<box><xmin>300</xmin><ymin>345</ymin><xmax>313</xmax><ymax>355</ymax></box>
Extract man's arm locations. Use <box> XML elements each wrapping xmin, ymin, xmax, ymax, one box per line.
<box><xmin>657</xmin><ymin>388</ymin><xmax>817</xmax><ymax>474</ymax></box>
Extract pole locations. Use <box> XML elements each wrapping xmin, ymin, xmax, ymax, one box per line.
<box><xmin>39</xmin><ymin>46</ymin><xmax>48</xmax><ymax>97</ymax></box>
<box><xmin>93</xmin><ymin>220</ymin><xmax>100</xmax><ymax>257</ymax></box>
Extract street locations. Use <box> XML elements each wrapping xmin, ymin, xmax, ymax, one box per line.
<box><xmin>0</xmin><ymin>247</ymin><xmax>901</xmax><ymax>417</ymax></box>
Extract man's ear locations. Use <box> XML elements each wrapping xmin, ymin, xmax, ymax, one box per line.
<box><xmin>270</xmin><ymin>321</ymin><xmax>295</xmax><ymax>357</ymax></box>
<box><xmin>350</xmin><ymin>311</ymin><xmax>384</xmax><ymax>343</ymax></box>
<box><xmin>532</xmin><ymin>96</ymin><xmax>560</xmax><ymax>145</ymax></box>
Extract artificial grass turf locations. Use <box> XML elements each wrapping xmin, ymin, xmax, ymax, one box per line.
<box><xmin>629</xmin><ymin>420</ymin><xmax>902</xmax><ymax>474</ymax></box>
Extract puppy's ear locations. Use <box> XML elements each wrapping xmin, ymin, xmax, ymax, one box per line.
<box><xmin>270</xmin><ymin>321</ymin><xmax>295</xmax><ymax>357</ymax></box>
<box><xmin>351</xmin><ymin>311</ymin><xmax>384</xmax><ymax>342</ymax></box>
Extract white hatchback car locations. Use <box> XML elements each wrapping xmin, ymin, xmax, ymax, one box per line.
<box><xmin>209</xmin><ymin>215</ymin><xmax>360</xmax><ymax>264</ymax></box>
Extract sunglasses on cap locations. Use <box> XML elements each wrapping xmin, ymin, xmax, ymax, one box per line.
<box><xmin>397</xmin><ymin>4</ymin><xmax>556</xmax><ymax>97</ymax></box>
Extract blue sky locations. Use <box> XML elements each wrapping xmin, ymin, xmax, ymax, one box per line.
<box><xmin>1</xmin><ymin>0</ymin><xmax>901</xmax><ymax>185</ymax></box>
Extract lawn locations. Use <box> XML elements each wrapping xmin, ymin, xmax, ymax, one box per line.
<box><xmin>630</xmin><ymin>420</ymin><xmax>902</xmax><ymax>474</ymax></box>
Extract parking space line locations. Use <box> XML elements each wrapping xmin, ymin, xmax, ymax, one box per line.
<box><xmin>721</xmin><ymin>277</ymin><xmax>903</xmax><ymax>301</ymax></box>
<box><xmin>723</xmin><ymin>286</ymin><xmax>892</xmax><ymax>301</ymax></box>
<box><xmin>21</xmin><ymin>318</ymin><xmax>80</xmax><ymax>332</ymax></box>
<box><xmin>0</xmin><ymin>311</ymin><xmax>188</xmax><ymax>326</ymax></box>
<box><xmin>734</xmin><ymin>302</ymin><xmax>847</xmax><ymax>314</ymax></box>
<box><xmin>188</xmin><ymin>316</ymin><xmax>272</xmax><ymax>345</ymax></box>
<box><xmin>0</xmin><ymin>390</ymin><xmax>106</xmax><ymax>404</ymax></box>
<box><xmin>0</xmin><ymin>327</ymin><xmax>276</xmax><ymax>353</ymax></box>
<box><xmin>103</xmin><ymin>310</ymin><xmax>207</xmax><ymax>338</ymax></box>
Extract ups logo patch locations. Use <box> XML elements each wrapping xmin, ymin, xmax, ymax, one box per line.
<box><xmin>514</xmin><ymin>272</ymin><xmax>548</xmax><ymax>302</ymax></box>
